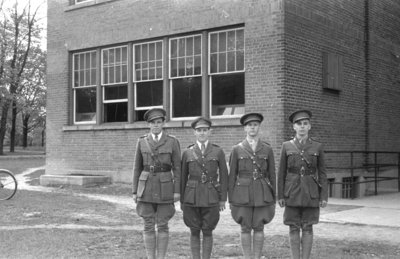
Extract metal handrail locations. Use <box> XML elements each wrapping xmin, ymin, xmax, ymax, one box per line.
<box><xmin>324</xmin><ymin>150</ymin><xmax>400</xmax><ymax>199</ymax></box>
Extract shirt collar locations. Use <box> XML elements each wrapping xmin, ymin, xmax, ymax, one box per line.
<box><xmin>151</xmin><ymin>131</ymin><xmax>163</xmax><ymax>140</ymax></box>
<box><xmin>197</xmin><ymin>140</ymin><xmax>209</xmax><ymax>149</ymax></box>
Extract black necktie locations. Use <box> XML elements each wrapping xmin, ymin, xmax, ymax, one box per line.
<box><xmin>201</xmin><ymin>143</ymin><xmax>205</xmax><ymax>154</ymax></box>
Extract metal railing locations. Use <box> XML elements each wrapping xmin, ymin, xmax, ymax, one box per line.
<box><xmin>324</xmin><ymin>151</ymin><xmax>400</xmax><ymax>199</ymax></box>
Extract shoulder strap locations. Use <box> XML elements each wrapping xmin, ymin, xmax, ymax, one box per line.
<box><xmin>144</xmin><ymin>137</ymin><xmax>161</xmax><ymax>166</ymax></box>
<box><xmin>191</xmin><ymin>147</ymin><xmax>208</xmax><ymax>176</ymax></box>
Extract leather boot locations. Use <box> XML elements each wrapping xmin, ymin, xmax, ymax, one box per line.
<box><xmin>156</xmin><ymin>232</ymin><xmax>169</xmax><ymax>259</ymax></box>
<box><xmin>143</xmin><ymin>232</ymin><xmax>156</xmax><ymax>259</ymax></box>
<box><xmin>253</xmin><ymin>231</ymin><xmax>264</xmax><ymax>259</ymax></box>
<box><xmin>190</xmin><ymin>234</ymin><xmax>201</xmax><ymax>259</ymax></box>
<box><xmin>202</xmin><ymin>235</ymin><xmax>213</xmax><ymax>259</ymax></box>
<box><xmin>301</xmin><ymin>231</ymin><xmax>313</xmax><ymax>259</ymax></box>
<box><xmin>240</xmin><ymin>232</ymin><xmax>252</xmax><ymax>259</ymax></box>
<box><xmin>289</xmin><ymin>229</ymin><xmax>301</xmax><ymax>259</ymax></box>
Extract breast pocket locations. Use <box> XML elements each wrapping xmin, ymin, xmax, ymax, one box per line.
<box><xmin>308</xmin><ymin>152</ymin><xmax>319</xmax><ymax>166</ymax></box>
<box><xmin>238</xmin><ymin>157</ymin><xmax>252</xmax><ymax>171</ymax></box>
<box><xmin>232</xmin><ymin>178</ymin><xmax>251</xmax><ymax>204</ymax></box>
<box><xmin>158</xmin><ymin>146</ymin><xmax>172</xmax><ymax>165</ymax></box>
<box><xmin>257</xmin><ymin>156</ymin><xmax>268</xmax><ymax>171</ymax></box>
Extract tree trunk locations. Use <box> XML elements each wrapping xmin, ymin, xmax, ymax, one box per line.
<box><xmin>0</xmin><ymin>100</ymin><xmax>11</xmax><ymax>155</ymax></box>
<box><xmin>41</xmin><ymin>128</ymin><xmax>45</xmax><ymax>147</ymax></box>
<box><xmin>22</xmin><ymin>114</ymin><xmax>30</xmax><ymax>148</ymax></box>
<box><xmin>9</xmin><ymin>98</ymin><xmax>17</xmax><ymax>152</ymax></box>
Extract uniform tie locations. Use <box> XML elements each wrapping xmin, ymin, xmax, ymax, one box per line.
<box><xmin>154</xmin><ymin>134</ymin><xmax>159</xmax><ymax>142</ymax></box>
<box><xmin>201</xmin><ymin>143</ymin><xmax>206</xmax><ymax>154</ymax></box>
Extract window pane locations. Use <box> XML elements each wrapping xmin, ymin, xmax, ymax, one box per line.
<box><xmin>149</xmin><ymin>43</ymin><xmax>155</xmax><ymax>60</ymax></box>
<box><xmin>104</xmin><ymin>85</ymin><xmax>127</xmax><ymax>100</ymax></box>
<box><xmin>122</xmin><ymin>47</ymin><xmax>127</xmax><ymax>62</ymax></box>
<box><xmin>109</xmin><ymin>66</ymin><xmax>115</xmax><ymax>83</ymax></box>
<box><xmin>227</xmin><ymin>51</ymin><xmax>235</xmax><ymax>71</ymax></box>
<box><xmin>79</xmin><ymin>71</ymin><xmax>84</xmax><ymax>86</ymax></box>
<box><xmin>194</xmin><ymin>36</ymin><xmax>201</xmax><ymax>55</ymax></box>
<box><xmin>74</xmin><ymin>55</ymin><xmax>79</xmax><ymax>71</ymax></box>
<box><xmin>75</xmin><ymin>88</ymin><xmax>96</xmax><ymax>122</ymax></box>
<box><xmin>74</xmin><ymin>71</ymin><xmax>79</xmax><ymax>87</ymax></box>
<box><xmin>219</xmin><ymin>53</ymin><xmax>226</xmax><ymax>73</ymax></box>
<box><xmin>194</xmin><ymin>56</ymin><xmax>201</xmax><ymax>75</ymax></box>
<box><xmin>90</xmin><ymin>68</ymin><xmax>96</xmax><ymax>85</ymax></box>
<box><xmin>136</xmin><ymin>80</ymin><xmax>163</xmax><ymax>107</ymax></box>
<box><xmin>103</xmin><ymin>67</ymin><xmax>108</xmax><ymax>84</ymax></box>
<box><xmin>79</xmin><ymin>54</ymin><xmax>84</xmax><ymax>69</ymax></box>
<box><xmin>85</xmin><ymin>69</ymin><xmax>90</xmax><ymax>86</ymax></box>
<box><xmin>104</xmin><ymin>102</ymin><xmax>127</xmax><ymax>122</ymax></box>
<box><xmin>170</xmin><ymin>39</ymin><xmax>177</xmax><ymax>58</ymax></box>
<box><xmin>135</xmin><ymin>45</ymin><xmax>141</xmax><ymax>63</ymax></box>
<box><xmin>210</xmin><ymin>33</ymin><xmax>218</xmax><ymax>53</ymax></box>
<box><xmin>186</xmin><ymin>37</ymin><xmax>193</xmax><ymax>56</ymax></box>
<box><xmin>171</xmin><ymin>58</ymin><xmax>177</xmax><ymax>77</ymax></box>
<box><xmin>172</xmin><ymin>77</ymin><xmax>201</xmax><ymax>118</ymax></box>
<box><xmin>178</xmin><ymin>57</ymin><xmax>185</xmax><ymax>76</ymax></box>
<box><xmin>236</xmin><ymin>29</ymin><xmax>244</xmax><ymax>50</ymax></box>
<box><xmin>115</xmin><ymin>65</ymin><xmax>121</xmax><ymax>82</ymax></box>
<box><xmin>103</xmin><ymin>50</ymin><xmax>108</xmax><ymax>65</ymax></box>
<box><xmin>210</xmin><ymin>54</ymin><xmax>217</xmax><ymax>73</ymax></box>
<box><xmin>227</xmin><ymin>30</ymin><xmax>236</xmax><ymax>51</ymax></box>
<box><xmin>219</xmin><ymin>32</ymin><xmax>226</xmax><ymax>52</ymax></box>
<box><xmin>178</xmin><ymin>38</ymin><xmax>185</xmax><ymax>56</ymax></box>
<box><xmin>122</xmin><ymin>65</ymin><xmax>127</xmax><ymax>82</ymax></box>
<box><xmin>186</xmin><ymin>57</ymin><xmax>193</xmax><ymax>76</ymax></box>
<box><xmin>211</xmin><ymin>73</ymin><xmax>245</xmax><ymax>116</ymax></box>
<box><xmin>156</xmin><ymin>42</ymin><xmax>163</xmax><ymax>59</ymax></box>
<box><xmin>237</xmin><ymin>50</ymin><xmax>244</xmax><ymax>70</ymax></box>
<box><xmin>116</xmin><ymin>48</ymin><xmax>121</xmax><ymax>63</ymax></box>
<box><xmin>109</xmin><ymin>49</ymin><xmax>115</xmax><ymax>64</ymax></box>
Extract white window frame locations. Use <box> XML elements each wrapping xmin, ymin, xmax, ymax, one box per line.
<box><xmin>72</xmin><ymin>50</ymin><xmax>97</xmax><ymax>125</ymax></box>
<box><xmin>169</xmin><ymin>34</ymin><xmax>202</xmax><ymax>121</ymax></box>
<box><xmin>133</xmin><ymin>40</ymin><xmax>164</xmax><ymax>111</ymax></box>
<box><xmin>101</xmin><ymin>45</ymin><xmax>128</xmax><ymax>86</ymax></box>
<box><xmin>208</xmin><ymin>27</ymin><xmax>245</xmax><ymax>119</ymax></box>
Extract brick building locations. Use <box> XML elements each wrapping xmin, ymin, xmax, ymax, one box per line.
<box><xmin>44</xmin><ymin>0</ymin><xmax>400</xmax><ymax>195</ymax></box>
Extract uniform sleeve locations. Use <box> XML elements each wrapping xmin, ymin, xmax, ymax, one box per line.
<box><xmin>180</xmin><ymin>150</ymin><xmax>189</xmax><ymax>203</ymax></box>
<box><xmin>172</xmin><ymin>138</ymin><xmax>182</xmax><ymax>194</ymax></box>
<box><xmin>228</xmin><ymin>147</ymin><xmax>238</xmax><ymax>203</ymax></box>
<box><xmin>132</xmin><ymin>139</ymin><xmax>143</xmax><ymax>194</ymax></box>
<box><xmin>217</xmin><ymin>149</ymin><xmax>229</xmax><ymax>202</ymax></box>
<box><xmin>277</xmin><ymin>144</ymin><xmax>287</xmax><ymax>200</ymax></box>
<box><xmin>267</xmin><ymin>147</ymin><xmax>276</xmax><ymax>199</ymax></box>
<box><xmin>318</xmin><ymin>143</ymin><xmax>328</xmax><ymax>202</ymax></box>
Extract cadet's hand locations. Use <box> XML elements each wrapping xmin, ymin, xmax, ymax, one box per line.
<box><xmin>219</xmin><ymin>201</ymin><xmax>226</xmax><ymax>211</ymax></box>
<box><xmin>132</xmin><ymin>194</ymin><xmax>137</xmax><ymax>203</ymax></box>
<box><xmin>319</xmin><ymin>200</ymin><xmax>327</xmax><ymax>208</ymax></box>
<box><xmin>173</xmin><ymin>193</ymin><xmax>181</xmax><ymax>202</ymax></box>
<box><xmin>278</xmin><ymin>199</ymin><xmax>286</xmax><ymax>208</ymax></box>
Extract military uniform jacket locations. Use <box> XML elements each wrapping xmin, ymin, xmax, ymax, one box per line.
<box><xmin>180</xmin><ymin>142</ymin><xmax>228</xmax><ymax>207</ymax></box>
<box><xmin>228</xmin><ymin>140</ymin><xmax>276</xmax><ymax>207</ymax></box>
<box><xmin>132</xmin><ymin>132</ymin><xmax>181</xmax><ymax>204</ymax></box>
<box><xmin>277</xmin><ymin>137</ymin><xmax>328</xmax><ymax>207</ymax></box>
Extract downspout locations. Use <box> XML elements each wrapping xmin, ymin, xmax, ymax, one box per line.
<box><xmin>364</xmin><ymin>0</ymin><xmax>370</xmax><ymax>153</ymax></box>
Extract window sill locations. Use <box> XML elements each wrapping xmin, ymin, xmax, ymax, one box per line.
<box><xmin>65</xmin><ymin>0</ymin><xmax>119</xmax><ymax>12</ymax></box>
<box><xmin>63</xmin><ymin>118</ymin><xmax>242</xmax><ymax>131</ymax></box>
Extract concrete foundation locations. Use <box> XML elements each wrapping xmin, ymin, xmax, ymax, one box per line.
<box><xmin>40</xmin><ymin>174</ymin><xmax>111</xmax><ymax>187</ymax></box>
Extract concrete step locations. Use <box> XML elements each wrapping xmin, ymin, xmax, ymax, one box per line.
<box><xmin>40</xmin><ymin>174</ymin><xmax>111</xmax><ymax>187</ymax></box>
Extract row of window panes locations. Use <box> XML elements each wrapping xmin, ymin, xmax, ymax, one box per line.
<box><xmin>73</xmin><ymin>28</ymin><xmax>245</xmax><ymax>124</ymax></box>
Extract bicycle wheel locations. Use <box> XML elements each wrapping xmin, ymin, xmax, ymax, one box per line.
<box><xmin>0</xmin><ymin>169</ymin><xmax>18</xmax><ymax>200</ymax></box>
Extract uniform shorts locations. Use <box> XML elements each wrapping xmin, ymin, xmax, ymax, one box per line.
<box><xmin>231</xmin><ymin>204</ymin><xmax>275</xmax><ymax>232</ymax></box>
<box><xmin>136</xmin><ymin>202</ymin><xmax>175</xmax><ymax>227</ymax></box>
<box><xmin>283</xmin><ymin>206</ymin><xmax>320</xmax><ymax>227</ymax></box>
<box><xmin>183</xmin><ymin>205</ymin><xmax>220</xmax><ymax>231</ymax></box>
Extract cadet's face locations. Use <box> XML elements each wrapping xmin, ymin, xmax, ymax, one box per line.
<box><xmin>148</xmin><ymin>118</ymin><xmax>165</xmax><ymax>134</ymax></box>
<box><xmin>194</xmin><ymin>127</ymin><xmax>211</xmax><ymax>143</ymax></box>
<box><xmin>293</xmin><ymin>119</ymin><xmax>311</xmax><ymax>136</ymax></box>
<box><xmin>244</xmin><ymin>121</ymin><xmax>260</xmax><ymax>137</ymax></box>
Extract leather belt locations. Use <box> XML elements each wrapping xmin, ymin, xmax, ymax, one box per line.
<box><xmin>189</xmin><ymin>175</ymin><xmax>217</xmax><ymax>184</ymax></box>
<box><xmin>144</xmin><ymin>165</ymin><xmax>172</xmax><ymax>173</ymax></box>
<box><xmin>239</xmin><ymin>171</ymin><xmax>266</xmax><ymax>180</ymax></box>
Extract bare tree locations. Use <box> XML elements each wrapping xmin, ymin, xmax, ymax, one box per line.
<box><xmin>0</xmin><ymin>0</ymin><xmax>44</xmax><ymax>154</ymax></box>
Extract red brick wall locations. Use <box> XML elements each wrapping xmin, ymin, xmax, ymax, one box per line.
<box><xmin>46</xmin><ymin>0</ymin><xmax>285</xmax><ymax>182</ymax></box>
<box><xmin>47</xmin><ymin>0</ymin><xmax>400</xmax><ymax>182</ymax></box>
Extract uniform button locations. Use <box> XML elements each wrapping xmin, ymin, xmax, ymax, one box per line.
<box><xmin>253</xmin><ymin>161</ymin><xmax>256</xmax><ymax>164</ymax></box>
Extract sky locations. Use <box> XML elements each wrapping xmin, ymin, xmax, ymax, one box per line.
<box><xmin>2</xmin><ymin>0</ymin><xmax>47</xmax><ymax>49</ymax></box>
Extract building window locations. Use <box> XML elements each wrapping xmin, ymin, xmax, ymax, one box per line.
<box><xmin>328</xmin><ymin>178</ymin><xmax>335</xmax><ymax>197</ymax></box>
<box><xmin>134</xmin><ymin>41</ymin><xmax>163</xmax><ymax>121</ymax></box>
<box><xmin>342</xmin><ymin>176</ymin><xmax>358</xmax><ymax>198</ymax></box>
<box><xmin>71</xmin><ymin>27</ymin><xmax>246</xmax><ymax>125</ymax></box>
<box><xmin>169</xmin><ymin>35</ymin><xmax>202</xmax><ymax>119</ymax></box>
<box><xmin>75</xmin><ymin>0</ymin><xmax>91</xmax><ymax>4</ymax></box>
<box><xmin>102</xmin><ymin>46</ymin><xmax>128</xmax><ymax>122</ymax></box>
<box><xmin>209</xmin><ymin>28</ymin><xmax>245</xmax><ymax>117</ymax></box>
<box><xmin>323</xmin><ymin>52</ymin><xmax>343</xmax><ymax>91</ymax></box>
<box><xmin>73</xmin><ymin>51</ymin><xmax>97</xmax><ymax>124</ymax></box>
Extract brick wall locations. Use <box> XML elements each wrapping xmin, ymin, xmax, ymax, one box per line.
<box><xmin>47</xmin><ymin>0</ymin><xmax>400</xmax><ymax>182</ymax></box>
<box><xmin>46</xmin><ymin>0</ymin><xmax>285</xmax><ymax>182</ymax></box>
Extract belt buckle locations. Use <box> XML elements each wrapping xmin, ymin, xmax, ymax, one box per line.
<box><xmin>253</xmin><ymin>170</ymin><xmax>258</xmax><ymax>180</ymax></box>
<box><xmin>300</xmin><ymin>166</ymin><xmax>305</xmax><ymax>177</ymax></box>
<box><xmin>201</xmin><ymin>173</ymin><xmax>207</xmax><ymax>183</ymax></box>
<box><xmin>150</xmin><ymin>165</ymin><xmax>155</xmax><ymax>173</ymax></box>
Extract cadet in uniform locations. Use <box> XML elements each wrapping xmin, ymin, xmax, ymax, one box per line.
<box><xmin>132</xmin><ymin>108</ymin><xmax>181</xmax><ymax>259</ymax></box>
<box><xmin>181</xmin><ymin>117</ymin><xmax>228</xmax><ymax>259</ymax></box>
<box><xmin>277</xmin><ymin>110</ymin><xmax>328</xmax><ymax>259</ymax></box>
<box><xmin>228</xmin><ymin>113</ymin><xmax>276</xmax><ymax>259</ymax></box>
